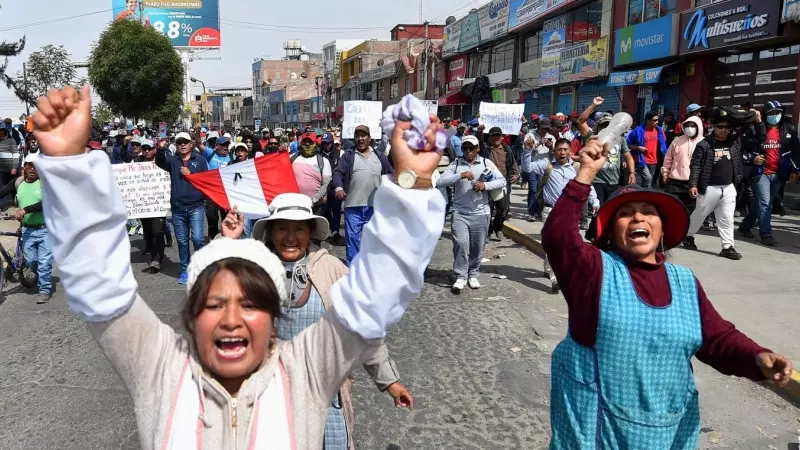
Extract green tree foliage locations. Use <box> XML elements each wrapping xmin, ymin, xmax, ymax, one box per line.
<box><xmin>88</xmin><ymin>19</ymin><xmax>184</xmax><ymax>120</ymax></box>
<box><xmin>0</xmin><ymin>5</ymin><xmax>26</xmax><ymax>99</ymax></box>
<box><xmin>91</xmin><ymin>101</ymin><xmax>118</xmax><ymax>129</ymax></box>
<box><xmin>13</xmin><ymin>45</ymin><xmax>83</xmax><ymax>106</ymax></box>
<box><xmin>141</xmin><ymin>88</ymin><xmax>183</xmax><ymax>124</ymax></box>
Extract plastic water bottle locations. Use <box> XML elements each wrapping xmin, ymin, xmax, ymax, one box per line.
<box><xmin>596</xmin><ymin>112</ymin><xmax>633</xmax><ymax>147</ymax></box>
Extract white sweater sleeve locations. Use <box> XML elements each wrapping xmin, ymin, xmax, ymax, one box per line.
<box><xmin>330</xmin><ymin>175</ymin><xmax>445</xmax><ymax>339</ymax></box>
<box><xmin>36</xmin><ymin>151</ymin><xmax>137</xmax><ymax>321</ymax></box>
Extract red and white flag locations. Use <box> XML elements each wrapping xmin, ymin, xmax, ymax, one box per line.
<box><xmin>185</xmin><ymin>152</ymin><xmax>299</xmax><ymax>217</ymax></box>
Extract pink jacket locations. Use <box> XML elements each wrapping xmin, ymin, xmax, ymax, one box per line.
<box><xmin>662</xmin><ymin>116</ymin><xmax>704</xmax><ymax>181</ymax></box>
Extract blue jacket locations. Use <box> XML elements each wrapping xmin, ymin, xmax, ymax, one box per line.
<box><xmin>626</xmin><ymin>125</ymin><xmax>667</xmax><ymax>167</ymax></box>
<box><xmin>332</xmin><ymin>148</ymin><xmax>393</xmax><ymax>193</ymax></box>
<box><xmin>155</xmin><ymin>148</ymin><xmax>209</xmax><ymax>210</ymax></box>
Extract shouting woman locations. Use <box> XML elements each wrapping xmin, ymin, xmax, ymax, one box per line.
<box><xmin>542</xmin><ymin>138</ymin><xmax>792</xmax><ymax>449</ymax></box>
<box><xmin>31</xmin><ymin>86</ymin><xmax>444</xmax><ymax>449</ymax></box>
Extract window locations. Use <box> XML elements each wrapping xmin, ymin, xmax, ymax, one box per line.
<box><xmin>377</xmin><ymin>80</ymin><xmax>385</xmax><ymax>101</ymax></box>
<box><xmin>760</xmin><ymin>46</ymin><xmax>800</xmax><ymax>59</ymax></box>
<box><xmin>468</xmin><ymin>52</ymin><xmax>490</xmax><ymax>78</ymax></box>
<box><xmin>629</xmin><ymin>0</ymin><xmax>675</xmax><ymax>25</ymax></box>
<box><xmin>559</xmin><ymin>0</ymin><xmax>603</xmax><ymax>43</ymax></box>
<box><xmin>490</xmin><ymin>40</ymin><xmax>515</xmax><ymax>73</ymax></box>
<box><xmin>522</xmin><ymin>31</ymin><xmax>542</xmax><ymax>62</ymax></box>
<box><xmin>390</xmin><ymin>77</ymin><xmax>398</xmax><ymax>98</ymax></box>
<box><xmin>418</xmin><ymin>61</ymin><xmax>425</xmax><ymax>92</ymax></box>
<box><xmin>404</xmin><ymin>76</ymin><xmax>411</xmax><ymax>95</ymax></box>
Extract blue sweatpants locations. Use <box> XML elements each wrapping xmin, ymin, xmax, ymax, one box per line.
<box><xmin>344</xmin><ymin>206</ymin><xmax>373</xmax><ymax>265</ymax></box>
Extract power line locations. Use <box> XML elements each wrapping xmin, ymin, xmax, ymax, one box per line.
<box><xmin>0</xmin><ymin>9</ymin><xmax>114</xmax><ymax>32</ymax></box>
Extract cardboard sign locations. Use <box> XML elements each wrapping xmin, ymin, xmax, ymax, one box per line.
<box><xmin>342</xmin><ymin>101</ymin><xmax>383</xmax><ymax>140</ymax></box>
<box><xmin>478</xmin><ymin>102</ymin><xmax>525</xmax><ymax>135</ymax></box>
<box><xmin>420</xmin><ymin>100</ymin><xmax>439</xmax><ymax>117</ymax></box>
<box><xmin>113</xmin><ymin>162</ymin><xmax>171</xmax><ymax>219</ymax></box>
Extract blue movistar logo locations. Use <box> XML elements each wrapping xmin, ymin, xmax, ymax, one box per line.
<box><xmin>683</xmin><ymin>6</ymin><xmax>770</xmax><ymax>50</ymax></box>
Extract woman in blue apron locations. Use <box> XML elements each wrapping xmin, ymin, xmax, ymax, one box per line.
<box><xmin>541</xmin><ymin>138</ymin><xmax>793</xmax><ymax>449</ymax></box>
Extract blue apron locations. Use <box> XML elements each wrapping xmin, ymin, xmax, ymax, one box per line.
<box><xmin>549</xmin><ymin>251</ymin><xmax>702</xmax><ymax>449</ymax></box>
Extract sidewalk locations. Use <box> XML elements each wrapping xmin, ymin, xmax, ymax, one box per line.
<box><xmin>502</xmin><ymin>186</ymin><xmax>800</xmax><ymax>401</ymax></box>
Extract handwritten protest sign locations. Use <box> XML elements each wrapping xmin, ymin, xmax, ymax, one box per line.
<box><xmin>420</xmin><ymin>100</ymin><xmax>439</xmax><ymax>117</ymax></box>
<box><xmin>112</xmin><ymin>162</ymin><xmax>171</xmax><ymax>219</ymax></box>
<box><xmin>342</xmin><ymin>101</ymin><xmax>383</xmax><ymax>140</ymax></box>
<box><xmin>478</xmin><ymin>102</ymin><xmax>525</xmax><ymax>135</ymax></box>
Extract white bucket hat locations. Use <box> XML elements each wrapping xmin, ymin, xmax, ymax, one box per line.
<box><xmin>252</xmin><ymin>193</ymin><xmax>330</xmax><ymax>242</ymax></box>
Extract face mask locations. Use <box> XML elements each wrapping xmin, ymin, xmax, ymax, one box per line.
<box><xmin>684</xmin><ymin>127</ymin><xmax>698</xmax><ymax>138</ymax></box>
<box><xmin>300</xmin><ymin>143</ymin><xmax>316</xmax><ymax>157</ymax></box>
<box><xmin>767</xmin><ymin>114</ymin><xmax>782</xmax><ymax>126</ymax></box>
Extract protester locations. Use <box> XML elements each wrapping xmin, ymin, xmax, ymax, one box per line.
<box><xmin>738</xmin><ymin>101</ymin><xmax>800</xmax><ymax>246</ymax></box>
<box><xmin>231</xmin><ymin>142</ymin><xmax>249</xmax><ymax>163</ymax></box>
<box><xmin>0</xmin><ymin>126</ymin><xmax>20</xmax><ymax>190</ymax></box>
<box><xmin>318</xmin><ymin>132</ymin><xmax>343</xmax><ymax>242</ymax></box>
<box><xmin>220</xmin><ymin>193</ymin><xmax>414</xmax><ymax>449</ymax></box>
<box><xmin>524</xmin><ymin>138</ymin><xmax>598</xmax><ymax>292</ymax></box>
<box><xmin>31</xmin><ymin>85</ymin><xmax>444</xmax><ymax>449</ymax></box>
<box><xmin>662</xmin><ymin>110</ymin><xmax>678</xmax><ymax>146</ymax></box>
<box><xmin>436</xmin><ymin>135</ymin><xmax>506</xmax><ymax>291</ymax></box>
<box><xmin>676</xmin><ymin>103</ymin><xmax>707</xmax><ymax>136</ymax></box>
<box><xmin>661</xmin><ymin>116</ymin><xmax>704</xmax><ymax>213</ymax></box>
<box><xmin>477</xmin><ymin>126</ymin><xmax>519</xmax><ymax>240</ymax></box>
<box><xmin>451</xmin><ymin>123</ymin><xmax>466</xmax><ymax>158</ymax></box>
<box><xmin>0</xmin><ymin>153</ymin><xmax>52</xmax><ymax>303</ymax></box>
<box><xmin>291</xmin><ymin>131</ymin><xmax>332</xmax><ymax>211</ymax></box>
<box><xmin>684</xmin><ymin>109</ymin><xmax>764</xmax><ymax>259</ymax></box>
<box><xmin>156</xmin><ymin>131</ymin><xmax>209</xmax><ymax>284</ymax></box>
<box><xmin>521</xmin><ymin>119</ymin><xmax>555</xmax><ymax>221</ymax></box>
<box><xmin>332</xmin><ymin>125</ymin><xmax>393</xmax><ymax>265</ymax></box>
<box><xmin>131</xmin><ymin>139</ymin><xmax>168</xmax><ymax>273</ymax></box>
<box><xmin>626</xmin><ymin>111</ymin><xmax>667</xmax><ymax>189</ymax></box>
<box><xmin>541</xmin><ymin>138</ymin><xmax>793</xmax><ymax>449</ymax></box>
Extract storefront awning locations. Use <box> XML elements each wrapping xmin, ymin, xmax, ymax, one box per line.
<box><xmin>607</xmin><ymin>66</ymin><xmax>670</xmax><ymax>87</ymax></box>
<box><xmin>438</xmin><ymin>90</ymin><xmax>471</xmax><ymax>106</ymax></box>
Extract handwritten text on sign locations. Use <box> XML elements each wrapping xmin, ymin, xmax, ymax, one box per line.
<box><xmin>478</xmin><ymin>102</ymin><xmax>525</xmax><ymax>135</ymax></box>
<box><xmin>112</xmin><ymin>162</ymin><xmax>172</xmax><ymax>219</ymax></box>
<box><xmin>342</xmin><ymin>101</ymin><xmax>383</xmax><ymax>140</ymax></box>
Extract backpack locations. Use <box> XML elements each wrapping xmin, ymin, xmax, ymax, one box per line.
<box><xmin>291</xmin><ymin>152</ymin><xmax>325</xmax><ymax>176</ymax></box>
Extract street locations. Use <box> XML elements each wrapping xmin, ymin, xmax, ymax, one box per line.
<box><xmin>0</xmin><ymin>219</ymin><xmax>798</xmax><ymax>449</ymax></box>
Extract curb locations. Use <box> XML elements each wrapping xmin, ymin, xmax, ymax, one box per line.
<box><xmin>502</xmin><ymin>221</ymin><xmax>800</xmax><ymax>403</ymax></box>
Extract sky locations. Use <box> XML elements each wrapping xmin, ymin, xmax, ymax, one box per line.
<box><xmin>0</xmin><ymin>0</ymin><xmax>486</xmax><ymax>116</ymax></box>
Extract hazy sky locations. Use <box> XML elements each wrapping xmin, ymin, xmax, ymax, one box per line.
<box><xmin>0</xmin><ymin>0</ymin><xmax>485</xmax><ymax>115</ymax></box>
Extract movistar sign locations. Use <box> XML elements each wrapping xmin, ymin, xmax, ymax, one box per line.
<box><xmin>679</xmin><ymin>0</ymin><xmax>780</xmax><ymax>54</ymax></box>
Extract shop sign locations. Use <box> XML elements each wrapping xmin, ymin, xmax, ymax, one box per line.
<box><xmin>615</xmin><ymin>14</ymin><xmax>678</xmax><ymax>66</ymax></box>
<box><xmin>447</xmin><ymin>55</ymin><xmax>468</xmax><ymax>91</ymax></box>
<box><xmin>539</xmin><ymin>14</ymin><xmax>567</xmax><ymax>87</ymax></box>
<box><xmin>267</xmin><ymin>90</ymin><xmax>284</xmax><ymax>105</ymax></box>
<box><xmin>508</xmin><ymin>0</ymin><xmax>576</xmax><ymax>31</ymax></box>
<box><xmin>478</xmin><ymin>0</ymin><xmax>511</xmax><ymax>42</ymax></box>
<box><xmin>679</xmin><ymin>0</ymin><xmax>781</xmax><ymax>55</ymax></box>
<box><xmin>783</xmin><ymin>0</ymin><xmax>800</xmax><ymax>23</ymax></box>
<box><xmin>607</xmin><ymin>66</ymin><xmax>667</xmax><ymax>87</ymax></box>
<box><xmin>559</xmin><ymin>36</ymin><xmax>608</xmax><ymax>83</ymax></box>
<box><xmin>443</xmin><ymin>20</ymin><xmax>462</xmax><ymax>56</ymax></box>
<box><xmin>269</xmin><ymin>114</ymin><xmax>284</xmax><ymax>122</ymax></box>
<box><xmin>459</xmin><ymin>11</ymin><xmax>481</xmax><ymax>52</ymax></box>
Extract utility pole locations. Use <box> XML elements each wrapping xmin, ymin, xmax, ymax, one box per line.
<box><xmin>139</xmin><ymin>0</ymin><xmax>145</xmax><ymax>24</ymax></box>
<box><xmin>22</xmin><ymin>63</ymin><xmax>30</xmax><ymax>115</ymax></box>
<box><xmin>422</xmin><ymin>21</ymin><xmax>429</xmax><ymax>100</ymax></box>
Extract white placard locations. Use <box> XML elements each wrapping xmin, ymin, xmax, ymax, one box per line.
<box><xmin>342</xmin><ymin>101</ymin><xmax>383</xmax><ymax>140</ymax></box>
<box><xmin>478</xmin><ymin>102</ymin><xmax>525</xmax><ymax>135</ymax></box>
<box><xmin>420</xmin><ymin>100</ymin><xmax>439</xmax><ymax>117</ymax></box>
<box><xmin>112</xmin><ymin>161</ymin><xmax>172</xmax><ymax>219</ymax></box>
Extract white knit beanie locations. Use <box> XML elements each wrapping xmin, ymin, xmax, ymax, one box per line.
<box><xmin>186</xmin><ymin>238</ymin><xmax>288</xmax><ymax>304</ymax></box>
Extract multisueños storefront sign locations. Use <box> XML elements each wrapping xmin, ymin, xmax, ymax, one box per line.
<box><xmin>679</xmin><ymin>0</ymin><xmax>781</xmax><ymax>54</ymax></box>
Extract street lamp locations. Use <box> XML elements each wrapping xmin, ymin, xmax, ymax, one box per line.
<box><xmin>190</xmin><ymin>77</ymin><xmax>210</xmax><ymax>127</ymax></box>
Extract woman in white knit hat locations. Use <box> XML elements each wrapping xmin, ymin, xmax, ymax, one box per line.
<box><xmin>220</xmin><ymin>192</ymin><xmax>414</xmax><ymax>450</ymax></box>
<box><xmin>30</xmin><ymin>85</ymin><xmax>444</xmax><ymax>450</ymax></box>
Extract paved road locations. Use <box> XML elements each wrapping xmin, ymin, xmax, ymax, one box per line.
<box><xmin>0</xmin><ymin>223</ymin><xmax>797</xmax><ymax>449</ymax></box>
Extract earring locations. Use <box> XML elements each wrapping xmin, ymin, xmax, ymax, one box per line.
<box><xmin>659</xmin><ymin>234</ymin><xmax>665</xmax><ymax>252</ymax></box>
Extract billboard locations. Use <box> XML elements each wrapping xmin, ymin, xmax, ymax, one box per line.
<box><xmin>679</xmin><ymin>0</ymin><xmax>780</xmax><ymax>55</ymax></box>
<box><xmin>508</xmin><ymin>0</ymin><xmax>576</xmax><ymax>31</ymax></box>
<box><xmin>112</xmin><ymin>0</ymin><xmax>221</xmax><ymax>48</ymax></box>
<box><xmin>614</xmin><ymin>14</ymin><xmax>678</xmax><ymax>66</ymax></box>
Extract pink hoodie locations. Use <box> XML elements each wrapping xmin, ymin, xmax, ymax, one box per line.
<box><xmin>662</xmin><ymin>116</ymin><xmax>704</xmax><ymax>181</ymax></box>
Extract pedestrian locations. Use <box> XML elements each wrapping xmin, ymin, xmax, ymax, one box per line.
<box><xmin>675</xmin><ymin>103</ymin><xmax>707</xmax><ymax>136</ymax></box>
<box><xmin>230</xmin><ymin>142</ymin><xmax>249</xmax><ymax>163</ymax></box>
<box><xmin>436</xmin><ymin>135</ymin><xmax>506</xmax><ymax>292</ymax></box>
<box><xmin>451</xmin><ymin>123</ymin><xmax>467</xmax><ymax>159</ymax></box>
<box><xmin>661</xmin><ymin>116</ymin><xmax>704</xmax><ymax>213</ymax></box>
<box><xmin>626</xmin><ymin>111</ymin><xmax>667</xmax><ymax>188</ymax></box>
<box><xmin>684</xmin><ymin>109</ymin><xmax>764</xmax><ymax>259</ymax></box>
<box><xmin>332</xmin><ymin>125</ymin><xmax>393</xmax><ymax>265</ymax></box>
<box><xmin>0</xmin><ymin>153</ymin><xmax>52</xmax><ymax>303</ymax></box>
<box><xmin>226</xmin><ymin>193</ymin><xmax>414</xmax><ymax>449</ymax></box>
<box><xmin>291</xmin><ymin>131</ymin><xmax>332</xmax><ymax>211</ymax></box>
<box><xmin>318</xmin><ymin>132</ymin><xmax>343</xmax><ymax>243</ymax></box>
<box><xmin>30</xmin><ymin>85</ymin><xmax>444</xmax><ymax>450</ymax></box>
<box><xmin>542</xmin><ymin>138</ymin><xmax>793</xmax><ymax>449</ymax></box>
<box><xmin>521</xmin><ymin>118</ymin><xmax>556</xmax><ymax>222</ymax></box>
<box><xmin>133</xmin><ymin>139</ymin><xmax>168</xmax><ymax>273</ymax></box>
<box><xmin>0</xmin><ymin>126</ymin><xmax>20</xmax><ymax>192</ymax></box>
<box><xmin>156</xmin><ymin>131</ymin><xmax>209</xmax><ymax>284</ymax></box>
<box><xmin>524</xmin><ymin>138</ymin><xmax>598</xmax><ymax>292</ymax></box>
<box><xmin>198</xmin><ymin>135</ymin><xmax>233</xmax><ymax>239</ymax></box>
<box><xmin>477</xmin><ymin>126</ymin><xmax>519</xmax><ymax>240</ymax></box>
<box><xmin>738</xmin><ymin>101</ymin><xmax>800</xmax><ymax>246</ymax></box>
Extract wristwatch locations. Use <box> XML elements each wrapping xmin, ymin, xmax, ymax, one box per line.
<box><xmin>395</xmin><ymin>169</ymin><xmax>433</xmax><ymax>189</ymax></box>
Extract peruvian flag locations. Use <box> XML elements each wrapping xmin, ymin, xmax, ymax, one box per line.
<box><xmin>185</xmin><ymin>152</ymin><xmax>299</xmax><ymax>217</ymax></box>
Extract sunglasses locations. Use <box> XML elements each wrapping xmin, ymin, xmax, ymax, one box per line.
<box><xmin>176</xmin><ymin>139</ymin><xmax>191</xmax><ymax>145</ymax></box>
<box><xmin>268</xmin><ymin>142</ymin><xmax>280</xmax><ymax>146</ymax></box>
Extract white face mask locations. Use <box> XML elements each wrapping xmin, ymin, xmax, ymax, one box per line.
<box><xmin>685</xmin><ymin>127</ymin><xmax>698</xmax><ymax>138</ymax></box>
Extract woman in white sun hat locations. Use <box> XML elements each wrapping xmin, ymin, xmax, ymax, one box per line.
<box><xmin>221</xmin><ymin>192</ymin><xmax>414</xmax><ymax>450</ymax></box>
<box><xmin>30</xmin><ymin>85</ymin><xmax>443</xmax><ymax>449</ymax></box>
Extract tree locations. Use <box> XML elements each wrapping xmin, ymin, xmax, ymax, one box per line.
<box><xmin>141</xmin><ymin>88</ymin><xmax>184</xmax><ymax>125</ymax></box>
<box><xmin>13</xmin><ymin>45</ymin><xmax>83</xmax><ymax>107</ymax></box>
<box><xmin>91</xmin><ymin>101</ymin><xmax>118</xmax><ymax>129</ymax></box>
<box><xmin>0</xmin><ymin>4</ymin><xmax>26</xmax><ymax>100</ymax></box>
<box><xmin>88</xmin><ymin>19</ymin><xmax>184</xmax><ymax>120</ymax></box>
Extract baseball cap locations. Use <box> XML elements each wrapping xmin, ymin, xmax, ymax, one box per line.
<box><xmin>208</xmin><ymin>131</ymin><xmax>220</xmax><ymax>140</ymax></box>
<box><xmin>538</xmin><ymin>118</ymin><xmax>552</xmax><ymax>129</ymax></box>
<box><xmin>488</xmin><ymin>127</ymin><xmax>503</xmax><ymax>136</ymax></box>
<box><xmin>321</xmin><ymin>133</ymin><xmax>334</xmax><ymax>143</ymax></box>
<box><xmin>354</xmin><ymin>124</ymin><xmax>370</xmax><ymax>135</ymax></box>
<box><xmin>88</xmin><ymin>141</ymin><xmax>104</xmax><ymax>150</ymax></box>
<box><xmin>457</xmin><ymin>123</ymin><xmax>467</xmax><ymax>129</ymax></box>
<box><xmin>531</xmin><ymin>114</ymin><xmax>540</xmax><ymax>121</ymax></box>
<box><xmin>175</xmin><ymin>132</ymin><xmax>192</xmax><ymax>142</ymax></box>
<box><xmin>24</xmin><ymin>152</ymin><xmax>38</xmax><ymax>163</ymax></box>
<box><xmin>301</xmin><ymin>132</ymin><xmax>318</xmax><ymax>142</ymax></box>
<box><xmin>461</xmin><ymin>135</ymin><xmax>479</xmax><ymax>147</ymax></box>
<box><xmin>231</xmin><ymin>142</ymin><xmax>248</xmax><ymax>152</ymax></box>
<box><xmin>141</xmin><ymin>139</ymin><xmax>154</xmax><ymax>149</ymax></box>
<box><xmin>686</xmin><ymin>104</ymin><xmax>704</xmax><ymax>114</ymax></box>
<box><xmin>216</xmin><ymin>136</ymin><xmax>230</xmax><ymax>145</ymax></box>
